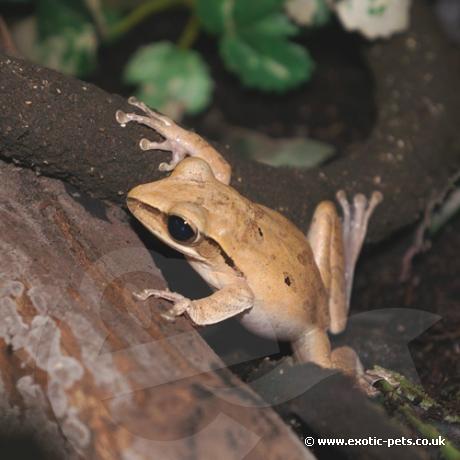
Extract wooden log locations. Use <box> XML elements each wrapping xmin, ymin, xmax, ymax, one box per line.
<box><xmin>0</xmin><ymin>161</ymin><xmax>315</xmax><ymax>460</ymax></box>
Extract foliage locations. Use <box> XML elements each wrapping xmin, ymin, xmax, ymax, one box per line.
<box><xmin>34</xmin><ymin>0</ymin><xmax>98</xmax><ymax>76</ymax></box>
<box><xmin>223</xmin><ymin>125</ymin><xmax>335</xmax><ymax>169</ymax></box>
<box><xmin>6</xmin><ymin>0</ymin><xmax>410</xmax><ymax>119</ymax></box>
<box><xmin>372</xmin><ymin>366</ymin><xmax>460</xmax><ymax>460</ymax></box>
<box><xmin>123</xmin><ymin>42</ymin><xmax>212</xmax><ymax>117</ymax></box>
<box><xmin>196</xmin><ymin>0</ymin><xmax>314</xmax><ymax>91</ymax></box>
<box><xmin>8</xmin><ymin>0</ymin><xmax>324</xmax><ymax>117</ymax></box>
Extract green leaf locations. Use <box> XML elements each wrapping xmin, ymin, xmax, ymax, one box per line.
<box><xmin>34</xmin><ymin>23</ymin><xmax>97</xmax><ymax>76</ymax></box>
<box><xmin>123</xmin><ymin>42</ymin><xmax>213</xmax><ymax>116</ymax></box>
<box><xmin>197</xmin><ymin>0</ymin><xmax>289</xmax><ymax>34</ymax></box>
<box><xmin>312</xmin><ymin>0</ymin><xmax>332</xmax><ymax>26</ymax></box>
<box><xmin>255</xmin><ymin>138</ymin><xmax>334</xmax><ymax>168</ymax></box>
<box><xmin>196</xmin><ymin>0</ymin><xmax>314</xmax><ymax>91</ymax></box>
<box><xmin>223</xmin><ymin>125</ymin><xmax>335</xmax><ymax>169</ymax></box>
<box><xmin>36</xmin><ymin>0</ymin><xmax>91</xmax><ymax>38</ymax></box>
<box><xmin>232</xmin><ymin>0</ymin><xmax>285</xmax><ymax>28</ymax></box>
<box><xmin>221</xmin><ymin>35</ymin><xmax>314</xmax><ymax>91</ymax></box>
<box><xmin>195</xmin><ymin>0</ymin><xmax>228</xmax><ymax>34</ymax></box>
<box><xmin>240</xmin><ymin>13</ymin><xmax>298</xmax><ymax>37</ymax></box>
<box><xmin>33</xmin><ymin>0</ymin><xmax>97</xmax><ymax>76</ymax></box>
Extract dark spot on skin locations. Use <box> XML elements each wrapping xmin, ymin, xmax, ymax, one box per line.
<box><xmin>297</xmin><ymin>251</ymin><xmax>308</xmax><ymax>265</ymax></box>
<box><xmin>283</xmin><ymin>271</ymin><xmax>296</xmax><ymax>291</ymax></box>
<box><xmin>258</xmin><ymin>227</ymin><xmax>263</xmax><ymax>237</ymax></box>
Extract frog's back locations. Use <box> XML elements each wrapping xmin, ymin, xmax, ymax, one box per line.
<box><xmin>231</xmin><ymin>202</ymin><xmax>330</xmax><ymax>339</ymax></box>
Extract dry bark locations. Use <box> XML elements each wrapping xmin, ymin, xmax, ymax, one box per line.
<box><xmin>0</xmin><ymin>161</ymin><xmax>318</xmax><ymax>460</ymax></box>
<box><xmin>0</xmin><ymin>2</ymin><xmax>459</xmax><ymax>244</ymax></box>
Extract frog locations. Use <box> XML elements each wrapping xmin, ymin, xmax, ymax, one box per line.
<box><xmin>116</xmin><ymin>97</ymin><xmax>382</xmax><ymax>377</ymax></box>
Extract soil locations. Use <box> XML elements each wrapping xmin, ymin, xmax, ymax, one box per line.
<box><xmin>356</xmin><ymin>214</ymin><xmax>460</xmax><ymax>414</ymax></box>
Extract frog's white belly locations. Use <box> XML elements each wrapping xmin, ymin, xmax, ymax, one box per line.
<box><xmin>239</xmin><ymin>302</ymin><xmax>310</xmax><ymax>341</ymax></box>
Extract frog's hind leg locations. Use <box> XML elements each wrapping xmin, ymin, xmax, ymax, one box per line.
<box><xmin>303</xmin><ymin>193</ymin><xmax>382</xmax><ymax>388</ymax></box>
<box><xmin>293</xmin><ymin>328</ymin><xmax>374</xmax><ymax>393</ymax></box>
<box><xmin>292</xmin><ymin>326</ymin><xmax>362</xmax><ymax>375</ymax></box>
<box><xmin>292</xmin><ymin>326</ymin><xmax>333</xmax><ymax>368</ymax></box>
<box><xmin>307</xmin><ymin>192</ymin><xmax>382</xmax><ymax>334</ymax></box>
<box><xmin>307</xmin><ymin>201</ymin><xmax>348</xmax><ymax>334</ymax></box>
<box><xmin>336</xmin><ymin>191</ymin><xmax>383</xmax><ymax>309</ymax></box>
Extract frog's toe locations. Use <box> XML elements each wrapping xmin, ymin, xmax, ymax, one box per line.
<box><xmin>370</xmin><ymin>190</ymin><xmax>384</xmax><ymax>208</ymax></box>
<box><xmin>338</xmin><ymin>190</ymin><xmax>383</xmax><ymax>243</ymax></box>
<box><xmin>356</xmin><ymin>373</ymin><xmax>381</xmax><ymax>397</ymax></box>
<box><xmin>336</xmin><ymin>190</ymin><xmax>382</xmax><ymax>303</ymax></box>
<box><xmin>127</xmin><ymin>96</ymin><xmax>155</xmax><ymax>117</ymax></box>
<box><xmin>162</xmin><ymin>299</ymin><xmax>190</xmax><ymax>321</ymax></box>
<box><xmin>133</xmin><ymin>288</ymin><xmax>164</xmax><ymax>301</ymax></box>
<box><xmin>332</xmin><ymin>346</ymin><xmax>379</xmax><ymax>396</ymax></box>
<box><xmin>139</xmin><ymin>138</ymin><xmax>171</xmax><ymax>151</ymax></box>
<box><xmin>128</xmin><ymin>96</ymin><xmax>173</xmax><ymax>126</ymax></box>
<box><xmin>128</xmin><ymin>96</ymin><xmax>140</xmax><ymax>105</ymax></box>
<box><xmin>133</xmin><ymin>288</ymin><xmax>186</xmax><ymax>303</ymax></box>
<box><xmin>357</xmin><ymin>370</ymin><xmax>386</xmax><ymax>397</ymax></box>
<box><xmin>160</xmin><ymin>311</ymin><xmax>177</xmax><ymax>322</ymax></box>
<box><xmin>115</xmin><ymin>109</ymin><xmax>130</xmax><ymax>125</ymax></box>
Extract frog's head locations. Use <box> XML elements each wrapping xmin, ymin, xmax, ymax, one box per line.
<box><xmin>127</xmin><ymin>157</ymin><xmax>227</xmax><ymax>262</ymax></box>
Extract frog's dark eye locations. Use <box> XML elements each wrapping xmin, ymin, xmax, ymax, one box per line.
<box><xmin>167</xmin><ymin>215</ymin><xmax>198</xmax><ymax>244</ymax></box>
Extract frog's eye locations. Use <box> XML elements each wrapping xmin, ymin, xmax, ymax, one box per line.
<box><xmin>167</xmin><ymin>215</ymin><xmax>199</xmax><ymax>244</ymax></box>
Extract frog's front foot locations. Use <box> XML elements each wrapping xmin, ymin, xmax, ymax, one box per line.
<box><xmin>116</xmin><ymin>96</ymin><xmax>231</xmax><ymax>184</ymax></box>
<box><xmin>133</xmin><ymin>288</ymin><xmax>191</xmax><ymax>321</ymax></box>
<box><xmin>336</xmin><ymin>190</ymin><xmax>383</xmax><ymax>303</ymax></box>
<box><xmin>115</xmin><ymin>97</ymin><xmax>189</xmax><ymax>173</ymax></box>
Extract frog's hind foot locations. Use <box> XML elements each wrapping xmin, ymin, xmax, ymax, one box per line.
<box><xmin>336</xmin><ymin>190</ymin><xmax>383</xmax><ymax>304</ymax></box>
<box><xmin>332</xmin><ymin>346</ymin><xmax>379</xmax><ymax>397</ymax></box>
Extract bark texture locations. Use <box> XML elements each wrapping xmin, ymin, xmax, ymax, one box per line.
<box><xmin>0</xmin><ymin>161</ymin><xmax>318</xmax><ymax>460</ymax></box>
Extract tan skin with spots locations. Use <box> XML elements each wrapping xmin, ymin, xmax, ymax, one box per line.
<box><xmin>117</xmin><ymin>98</ymin><xmax>383</xmax><ymax>376</ymax></box>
